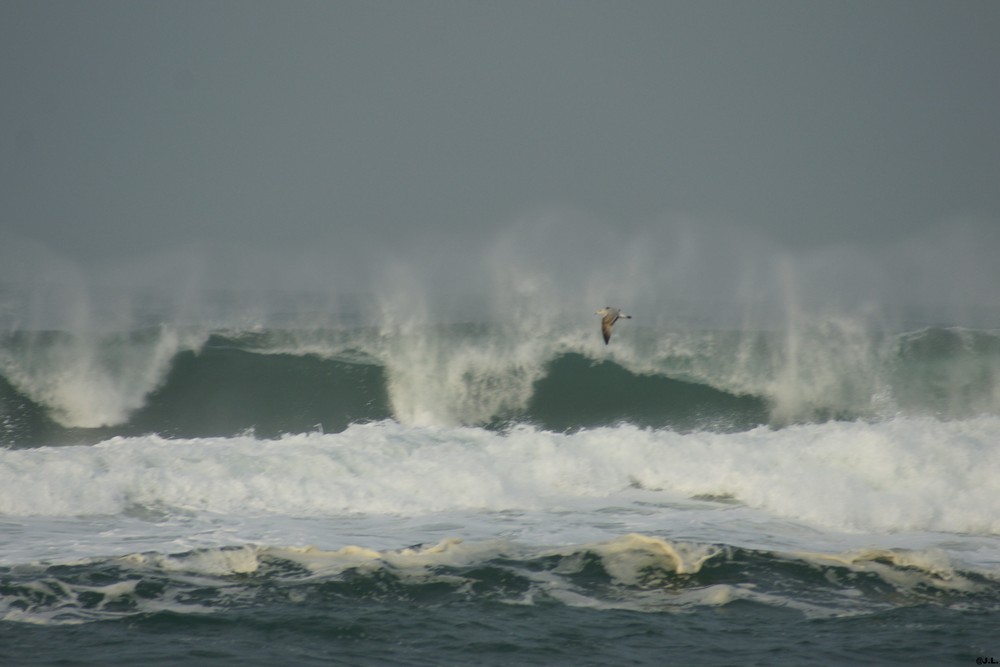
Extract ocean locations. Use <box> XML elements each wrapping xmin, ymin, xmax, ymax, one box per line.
<box><xmin>2</xmin><ymin>300</ymin><xmax>1000</xmax><ymax>665</ymax></box>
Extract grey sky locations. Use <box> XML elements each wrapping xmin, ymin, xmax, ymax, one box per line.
<box><xmin>2</xmin><ymin>1</ymin><xmax>999</xmax><ymax>317</ymax></box>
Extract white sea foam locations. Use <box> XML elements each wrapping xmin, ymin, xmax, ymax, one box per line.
<box><xmin>2</xmin><ymin>417</ymin><xmax>999</xmax><ymax>539</ymax></box>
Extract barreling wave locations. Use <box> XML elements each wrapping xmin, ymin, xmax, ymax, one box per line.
<box><xmin>2</xmin><ymin>323</ymin><xmax>1000</xmax><ymax>445</ymax></box>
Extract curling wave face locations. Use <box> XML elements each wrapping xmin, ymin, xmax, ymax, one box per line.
<box><xmin>2</xmin><ymin>323</ymin><xmax>1000</xmax><ymax>444</ymax></box>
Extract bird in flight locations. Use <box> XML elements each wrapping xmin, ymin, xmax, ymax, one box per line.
<box><xmin>595</xmin><ymin>306</ymin><xmax>631</xmax><ymax>344</ymax></box>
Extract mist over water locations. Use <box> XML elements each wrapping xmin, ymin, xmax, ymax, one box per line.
<box><xmin>5</xmin><ymin>208</ymin><xmax>998</xmax><ymax>329</ymax></box>
<box><xmin>2</xmin><ymin>211</ymin><xmax>999</xmax><ymax>436</ymax></box>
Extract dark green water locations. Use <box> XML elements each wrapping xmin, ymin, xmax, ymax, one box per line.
<box><xmin>2</xmin><ymin>598</ymin><xmax>995</xmax><ymax>666</ymax></box>
<box><xmin>3</xmin><ymin>541</ymin><xmax>998</xmax><ymax>665</ymax></box>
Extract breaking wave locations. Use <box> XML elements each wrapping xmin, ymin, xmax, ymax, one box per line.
<box><xmin>2</xmin><ymin>323</ymin><xmax>999</xmax><ymax>445</ymax></box>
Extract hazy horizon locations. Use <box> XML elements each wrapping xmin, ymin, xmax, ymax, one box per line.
<box><xmin>2</xmin><ymin>1</ymin><xmax>999</xmax><ymax>326</ymax></box>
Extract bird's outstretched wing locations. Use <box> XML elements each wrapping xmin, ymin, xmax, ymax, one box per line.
<box><xmin>596</xmin><ymin>307</ymin><xmax>628</xmax><ymax>344</ymax></box>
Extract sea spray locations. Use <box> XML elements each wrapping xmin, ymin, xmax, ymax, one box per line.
<box><xmin>372</xmin><ymin>246</ymin><xmax>567</xmax><ymax>427</ymax></box>
<box><xmin>3</xmin><ymin>215</ymin><xmax>1000</xmax><ymax>435</ymax></box>
<box><xmin>0</xmin><ymin>326</ymin><xmax>206</xmax><ymax>428</ymax></box>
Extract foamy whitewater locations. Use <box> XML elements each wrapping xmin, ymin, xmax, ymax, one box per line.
<box><xmin>2</xmin><ymin>257</ymin><xmax>1000</xmax><ymax>664</ymax></box>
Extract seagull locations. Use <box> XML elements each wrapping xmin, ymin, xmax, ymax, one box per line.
<box><xmin>595</xmin><ymin>306</ymin><xmax>631</xmax><ymax>344</ymax></box>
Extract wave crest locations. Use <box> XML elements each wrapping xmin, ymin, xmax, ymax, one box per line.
<box><xmin>2</xmin><ymin>323</ymin><xmax>1000</xmax><ymax>444</ymax></box>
